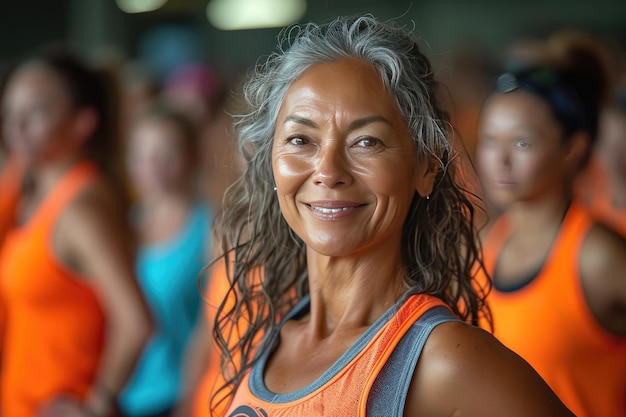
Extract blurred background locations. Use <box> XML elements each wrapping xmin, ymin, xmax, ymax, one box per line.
<box><xmin>1</xmin><ymin>3</ymin><xmax>626</xmax><ymax>416</ymax></box>
<box><xmin>2</xmin><ymin>0</ymin><xmax>625</xmax><ymax>84</ymax></box>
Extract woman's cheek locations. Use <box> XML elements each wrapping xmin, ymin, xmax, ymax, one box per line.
<box><xmin>273</xmin><ymin>154</ymin><xmax>312</xmax><ymax>191</ymax></box>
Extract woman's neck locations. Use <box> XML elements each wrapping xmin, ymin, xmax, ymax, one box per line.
<box><xmin>506</xmin><ymin>196</ymin><xmax>571</xmax><ymax>235</ymax></box>
<box><xmin>26</xmin><ymin>155</ymin><xmax>84</xmax><ymax>196</ymax></box>
<box><xmin>136</xmin><ymin>191</ymin><xmax>193</xmax><ymax>244</ymax></box>
<box><xmin>305</xmin><ymin>248</ymin><xmax>408</xmax><ymax>337</ymax></box>
<box><xmin>139</xmin><ymin>190</ymin><xmax>191</xmax><ymax>213</ymax></box>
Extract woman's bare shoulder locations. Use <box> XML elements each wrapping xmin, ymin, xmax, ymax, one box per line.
<box><xmin>56</xmin><ymin>176</ymin><xmax>133</xmax><ymax>275</ymax></box>
<box><xmin>61</xmin><ymin>176</ymin><xmax>126</xmax><ymax>228</ymax></box>
<box><xmin>405</xmin><ymin>321</ymin><xmax>574</xmax><ymax>417</ymax></box>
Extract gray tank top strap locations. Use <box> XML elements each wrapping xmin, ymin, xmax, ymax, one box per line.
<box><xmin>366</xmin><ymin>306</ymin><xmax>459</xmax><ymax>416</ymax></box>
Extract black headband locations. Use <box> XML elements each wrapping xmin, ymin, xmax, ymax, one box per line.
<box><xmin>495</xmin><ymin>68</ymin><xmax>593</xmax><ymax>137</ymax></box>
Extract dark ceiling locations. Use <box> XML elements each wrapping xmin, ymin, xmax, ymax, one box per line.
<box><xmin>2</xmin><ymin>0</ymin><xmax>625</xmax><ymax>81</ymax></box>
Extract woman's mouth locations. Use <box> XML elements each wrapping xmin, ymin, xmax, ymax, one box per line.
<box><xmin>310</xmin><ymin>206</ymin><xmax>351</xmax><ymax>214</ymax></box>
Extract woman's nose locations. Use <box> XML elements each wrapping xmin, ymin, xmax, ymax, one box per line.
<box><xmin>312</xmin><ymin>142</ymin><xmax>353</xmax><ymax>188</ymax></box>
<box><xmin>497</xmin><ymin>148</ymin><xmax>512</xmax><ymax>171</ymax></box>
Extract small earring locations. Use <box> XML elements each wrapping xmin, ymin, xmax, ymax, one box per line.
<box><xmin>426</xmin><ymin>195</ymin><xmax>430</xmax><ymax>200</ymax></box>
<box><xmin>273</xmin><ymin>186</ymin><xmax>277</xmax><ymax>191</ymax></box>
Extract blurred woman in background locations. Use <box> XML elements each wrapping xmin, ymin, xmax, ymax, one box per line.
<box><xmin>118</xmin><ymin>102</ymin><xmax>212</xmax><ymax>417</ymax></box>
<box><xmin>0</xmin><ymin>45</ymin><xmax>151</xmax><ymax>417</ymax></box>
<box><xmin>475</xmin><ymin>34</ymin><xmax>626</xmax><ymax>416</ymax></box>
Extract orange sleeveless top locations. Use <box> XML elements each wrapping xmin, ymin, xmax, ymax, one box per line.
<box><xmin>0</xmin><ymin>162</ymin><xmax>106</xmax><ymax>417</ymax></box>
<box><xmin>480</xmin><ymin>202</ymin><xmax>626</xmax><ymax>417</ymax></box>
<box><xmin>225</xmin><ymin>293</ymin><xmax>448</xmax><ymax>417</ymax></box>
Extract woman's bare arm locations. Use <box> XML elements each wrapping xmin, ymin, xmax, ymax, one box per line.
<box><xmin>581</xmin><ymin>224</ymin><xmax>626</xmax><ymax>335</ymax></box>
<box><xmin>57</xmin><ymin>182</ymin><xmax>152</xmax><ymax>416</ymax></box>
<box><xmin>407</xmin><ymin>321</ymin><xmax>574</xmax><ymax>417</ymax></box>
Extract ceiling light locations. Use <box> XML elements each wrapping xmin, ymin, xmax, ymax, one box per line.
<box><xmin>206</xmin><ymin>0</ymin><xmax>307</xmax><ymax>30</ymax></box>
<box><xmin>116</xmin><ymin>0</ymin><xmax>168</xmax><ymax>14</ymax></box>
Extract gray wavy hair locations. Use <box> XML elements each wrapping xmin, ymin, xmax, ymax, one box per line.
<box><xmin>212</xmin><ymin>14</ymin><xmax>489</xmax><ymax>412</ymax></box>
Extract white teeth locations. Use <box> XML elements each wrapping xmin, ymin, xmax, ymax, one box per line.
<box><xmin>311</xmin><ymin>206</ymin><xmax>350</xmax><ymax>214</ymax></box>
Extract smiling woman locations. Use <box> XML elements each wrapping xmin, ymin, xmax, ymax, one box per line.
<box><xmin>208</xmin><ymin>15</ymin><xmax>575</xmax><ymax>417</ymax></box>
<box><xmin>272</xmin><ymin>59</ymin><xmax>427</xmax><ymax>257</ymax></box>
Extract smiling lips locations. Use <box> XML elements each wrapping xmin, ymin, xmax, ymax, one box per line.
<box><xmin>312</xmin><ymin>206</ymin><xmax>350</xmax><ymax>214</ymax></box>
<box><xmin>306</xmin><ymin>201</ymin><xmax>364</xmax><ymax>219</ymax></box>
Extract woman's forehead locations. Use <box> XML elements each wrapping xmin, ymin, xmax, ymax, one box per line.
<box><xmin>277</xmin><ymin>59</ymin><xmax>402</xmax><ymax>123</ymax></box>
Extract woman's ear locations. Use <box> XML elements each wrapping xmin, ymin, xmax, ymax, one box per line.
<box><xmin>415</xmin><ymin>157</ymin><xmax>439</xmax><ymax>197</ymax></box>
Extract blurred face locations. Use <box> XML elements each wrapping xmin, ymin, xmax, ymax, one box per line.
<box><xmin>164</xmin><ymin>86</ymin><xmax>209</xmax><ymax>126</ymax></box>
<box><xmin>126</xmin><ymin>117</ymin><xmax>190</xmax><ymax>198</ymax></box>
<box><xmin>272</xmin><ymin>59</ymin><xmax>433</xmax><ymax>257</ymax></box>
<box><xmin>2</xmin><ymin>63</ymin><xmax>81</xmax><ymax>167</ymax></box>
<box><xmin>476</xmin><ymin>91</ymin><xmax>570</xmax><ymax>208</ymax></box>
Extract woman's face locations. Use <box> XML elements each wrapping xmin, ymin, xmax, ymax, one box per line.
<box><xmin>476</xmin><ymin>91</ymin><xmax>570</xmax><ymax>208</ymax></box>
<box><xmin>126</xmin><ymin>116</ymin><xmax>190</xmax><ymax>199</ymax></box>
<box><xmin>272</xmin><ymin>58</ymin><xmax>433</xmax><ymax>257</ymax></box>
<box><xmin>2</xmin><ymin>63</ymin><xmax>79</xmax><ymax>167</ymax></box>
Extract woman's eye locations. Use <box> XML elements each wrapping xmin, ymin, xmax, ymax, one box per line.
<box><xmin>288</xmin><ymin>136</ymin><xmax>308</xmax><ymax>146</ymax></box>
<box><xmin>354</xmin><ymin>137</ymin><xmax>380</xmax><ymax>148</ymax></box>
<box><xmin>515</xmin><ymin>140</ymin><xmax>530</xmax><ymax>148</ymax></box>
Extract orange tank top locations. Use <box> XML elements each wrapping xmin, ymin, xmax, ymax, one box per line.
<box><xmin>0</xmin><ymin>162</ymin><xmax>106</xmax><ymax>417</ymax></box>
<box><xmin>480</xmin><ymin>202</ymin><xmax>626</xmax><ymax>417</ymax></box>
<box><xmin>225</xmin><ymin>293</ymin><xmax>450</xmax><ymax>417</ymax></box>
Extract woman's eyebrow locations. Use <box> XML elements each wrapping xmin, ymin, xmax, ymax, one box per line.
<box><xmin>348</xmin><ymin>115</ymin><xmax>392</xmax><ymax>130</ymax></box>
<box><xmin>283</xmin><ymin>115</ymin><xmax>318</xmax><ymax>128</ymax></box>
<box><xmin>282</xmin><ymin>115</ymin><xmax>391</xmax><ymax>130</ymax></box>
